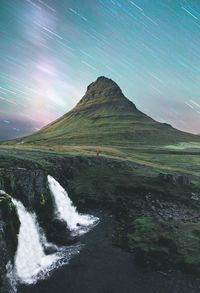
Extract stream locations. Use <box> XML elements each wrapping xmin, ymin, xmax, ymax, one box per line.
<box><xmin>18</xmin><ymin>212</ymin><xmax>200</xmax><ymax>293</ymax></box>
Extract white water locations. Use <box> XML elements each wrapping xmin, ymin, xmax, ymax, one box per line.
<box><xmin>48</xmin><ymin>175</ymin><xmax>99</xmax><ymax>236</ymax></box>
<box><xmin>6</xmin><ymin>261</ymin><xmax>17</xmax><ymax>293</ymax></box>
<box><xmin>12</xmin><ymin>199</ymin><xmax>81</xmax><ymax>285</ymax></box>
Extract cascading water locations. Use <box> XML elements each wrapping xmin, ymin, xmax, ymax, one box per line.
<box><xmin>48</xmin><ymin>175</ymin><xmax>99</xmax><ymax>236</ymax></box>
<box><xmin>12</xmin><ymin>199</ymin><xmax>81</xmax><ymax>285</ymax></box>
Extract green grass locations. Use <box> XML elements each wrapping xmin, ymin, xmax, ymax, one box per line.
<box><xmin>128</xmin><ymin>217</ymin><xmax>163</xmax><ymax>251</ymax></box>
<box><xmin>165</xmin><ymin>142</ymin><xmax>200</xmax><ymax>150</ymax></box>
<box><xmin>1</xmin><ymin>142</ymin><xmax>200</xmax><ymax>180</ymax></box>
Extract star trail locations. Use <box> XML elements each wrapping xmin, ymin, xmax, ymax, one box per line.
<box><xmin>0</xmin><ymin>0</ymin><xmax>200</xmax><ymax>140</ymax></box>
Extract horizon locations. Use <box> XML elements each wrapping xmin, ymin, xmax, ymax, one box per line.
<box><xmin>1</xmin><ymin>0</ymin><xmax>200</xmax><ymax>140</ymax></box>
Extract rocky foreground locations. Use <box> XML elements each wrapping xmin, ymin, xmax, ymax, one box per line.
<box><xmin>0</xmin><ymin>148</ymin><xmax>200</xmax><ymax>291</ymax></box>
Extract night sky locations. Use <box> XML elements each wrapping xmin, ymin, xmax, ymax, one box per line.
<box><xmin>0</xmin><ymin>0</ymin><xmax>200</xmax><ymax>140</ymax></box>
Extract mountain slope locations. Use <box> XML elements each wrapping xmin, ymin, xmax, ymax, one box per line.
<box><xmin>14</xmin><ymin>76</ymin><xmax>199</xmax><ymax>147</ymax></box>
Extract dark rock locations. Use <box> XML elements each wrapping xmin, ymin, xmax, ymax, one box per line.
<box><xmin>0</xmin><ymin>192</ymin><xmax>19</xmax><ymax>292</ymax></box>
<box><xmin>44</xmin><ymin>245</ymin><xmax>57</xmax><ymax>255</ymax></box>
<box><xmin>158</xmin><ymin>173</ymin><xmax>191</xmax><ymax>186</ymax></box>
<box><xmin>191</xmin><ymin>193</ymin><xmax>200</xmax><ymax>201</ymax></box>
<box><xmin>51</xmin><ymin>219</ymin><xmax>67</xmax><ymax>231</ymax></box>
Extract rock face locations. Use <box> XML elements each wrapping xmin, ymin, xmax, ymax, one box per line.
<box><xmin>158</xmin><ymin>173</ymin><xmax>191</xmax><ymax>186</ymax></box>
<box><xmin>0</xmin><ymin>168</ymin><xmax>54</xmax><ymax>233</ymax></box>
<box><xmin>0</xmin><ymin>192</ymin><xmax>19</xmax><ymax>292</ymax></box>
<box><xmin>75</xmin><ymin>76</ymin><xmax>137</xmax><ymax>113</ymax></box>
<box><xmin>80</xmin><ymin>76</ymin><xmax>124</xmax><ymax>100</ymax></box>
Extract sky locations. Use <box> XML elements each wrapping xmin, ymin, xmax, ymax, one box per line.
<box><xmin>0</xmin><ymin>0</ymin><xmax>200</xmax><ymax>140</ymax></box>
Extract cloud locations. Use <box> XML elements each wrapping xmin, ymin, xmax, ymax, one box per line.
<box><xmin>0</xmin><ymin>116</ymin><xmax>41</xmax><ymax>141</ymax></box>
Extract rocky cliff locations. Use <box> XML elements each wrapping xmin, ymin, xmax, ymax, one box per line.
<box><xmin>0</xmin><ymin>191</ymin><xmax>19</xmax><ymax>292</ymax></box>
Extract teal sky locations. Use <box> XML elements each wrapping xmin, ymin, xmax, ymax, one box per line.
<box><xmin>0</xmin><ymin>0</ymin><xmax>200</xmax><ymax>139</ymax></box>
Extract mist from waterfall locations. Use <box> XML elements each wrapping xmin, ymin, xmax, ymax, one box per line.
<box><xmin>12</xmin><ymin>199</ymin><xmax>81</xmax><ymax>285</ymax></box>
<box><xmin>48</xmin><ymin>175</ymin><xmax>99</xmax><ymax>236</ymax></box>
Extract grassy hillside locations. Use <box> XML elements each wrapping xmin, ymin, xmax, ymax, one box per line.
<box><xmin>1</xmin><ymin>142</ymin><xmax>200</xmax><ymax>181</ymax></box>
<box><xmin>6</xmin><ymin>76</ymin><xmax>199</xmax><ymax>147</ymax></box>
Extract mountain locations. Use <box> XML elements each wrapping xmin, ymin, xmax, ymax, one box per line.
<box><xmin>13</xmin><ymin>76</ymin><xmax>198</xmax><ymax>147</ymax></box>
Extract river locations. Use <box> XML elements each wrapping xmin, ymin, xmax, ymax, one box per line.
<box><xmin>18</xmin><ymin>211</ymin><xmax>200</xmax><ymax>293</ymax></box>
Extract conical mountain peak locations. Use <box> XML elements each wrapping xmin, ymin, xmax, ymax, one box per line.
<box><xmin>16</xmin><ymin>76</ymin><xmax>198</xmax><ymax>147</ymax></box>
<box><xmin>87</xmin><ymin>76</ymin><xmax>122</xmax><ymax>93</ymax></box>
<box><xmin>75</xmin><ymin>76</ymin><xmax>137</xmax><ymax>113</ymax></box>
<box><xmin>81</xmin><ymin>76</ymin><xmax>124</xmax><ymax>101</ymax></box>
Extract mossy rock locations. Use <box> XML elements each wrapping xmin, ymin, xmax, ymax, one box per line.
<box><xmin>127</xmin><ymin>216</ymin><xmax>200</xmax><ymax>273</ymax></box>
<box><xmin>128</xmin><ymin>217</ymin><xmax>162</xmax><ymax>245</ymax></box>
<box><xmin>128</xmin><ymin>217</ymin><xmax>174</xmax><ymax>267</ymax></box>
<box><xmin>175</xmin><ymin>223</ymin><xmax>200</xmax><ymax>274</ymax></box>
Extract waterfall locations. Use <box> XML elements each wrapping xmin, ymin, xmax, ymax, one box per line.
<box><xmin>48</xmin><ymin>175</ymin><xmax>99</xmax><ymax>236</ymax></box>
<box><xmin>12</xmin><ymin>199</ymin><xmax>81</xmax><ymax>285</ymax></box>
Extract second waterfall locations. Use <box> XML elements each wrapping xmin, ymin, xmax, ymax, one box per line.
<box><xmin>48</xmin><ymin>175</ymin><xmax>99</xmax><ymax>236</ymax></box>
